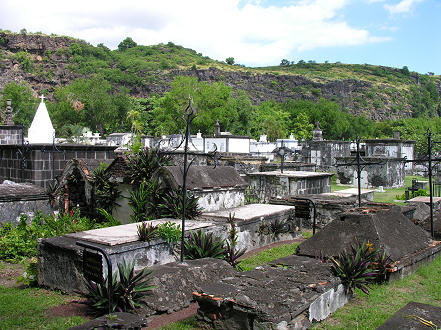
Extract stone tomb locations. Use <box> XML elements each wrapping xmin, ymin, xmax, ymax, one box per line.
<box><xmin>297</xmin><ymin>206</ymin><xmax>441</xmax><ymax>279</ymax></box>
<box><xmin>377</xmin><ymin>302</ymin><xmax>441</xmax><ymax>329</ymax></box>
<box><xmin>38</xmin><ymin>219</ymin><xmax>217</xmax><ymax>294</ymax></box>
<box><xmin>0</xmin><ymin>181</ymin><xmax>52</xmax><ymax>225</ymax></box>
<box><xmin>247</xmin><ymin>170</ymin><xmax>333</xmax><ymax>203</ymax></box>
<box><xmin>270</xmin><ymin>188</ymin><xmax>376</xmax><ymax>228</ymax></box>
<box><xmin>194</xmin><ymin>255</ymin><xmax>349</xmax><ymax>329</ymax></box>
<box><xmin>156</xmin><ymin>165</ymin><xmax>249</xmax><ymax>212</ymax></box>
<box><xmin>38</xmin><ymin>204</ymin><xmax>297</xmax><ymax>294</ymax></box>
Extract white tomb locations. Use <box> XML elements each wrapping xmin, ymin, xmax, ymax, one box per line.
<box><xmin>28</xmin><ymin>95</ymin><xmax>55</xmax><ymax>144</ymax></box>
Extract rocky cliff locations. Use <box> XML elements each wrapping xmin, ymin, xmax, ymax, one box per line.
<box><xmin>0</xmin><ymin>32</ymin><xmax>439</xmax><ymax>121</ymax></box>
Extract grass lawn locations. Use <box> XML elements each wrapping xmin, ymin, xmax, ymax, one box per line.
<box><xmin>373</xmin><ymin>175</ymin><xmax>427</xmax><ymax>204</ymax></box>
<box><xmin>0</xmin><ymin>286</ymin><xmax>87</xmax><ymax>329</ymax></box>
<box><xmin>313</xmin><ymin>255</ymin><xmax>441</xmax><ymax>329</ymax></box>
<box><xmin>331</xmin><ymin>174</ymin><xmax>428</xmax><ymax>204</ymax></box>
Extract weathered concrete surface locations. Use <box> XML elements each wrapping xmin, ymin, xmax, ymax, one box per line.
<box><xmin>377</xmin><ymin>302</ymin><xmax>441</xmax><ymax>329</ymax></box>
<box><xmin>156</xmin><ymin>165</ymin><xmax>248</xmax><ymax>212</ymax></box>
<box><xmin>296</xmin><ymin>206</ymin><xmax>431</xmax><ymax>262</ymax></box>
<box><xmin>270</xmin><ymin>192</ymin><xmax>376</xmax><ymax>228</ymax></box>
<box><xmin>202</xmin><ymin>204</ymin><xmax>299</xmax><ymax>251</ymax></box>
<box><xmin>0</xmin><ymin>181</ymin><xmax>52</xmax><ymax>225</ymax></box>
<box><xmin>70</xmin><ymin>312</ymin><xmax>148</xmax><ymax>330</ymax></box>
<box><xmin>38</xmin><ymin>219</ymin><xmax>220</xmax><ymax>294</ymax></box>
<box><xmin>65</xmin><ymin>219</ymin><xmax>214</xmax><ymax>246</ymax></box>
<box><xmin>139</xmin><ymin>258</ymin><xmax>236</xmax><ymax>318</ymax></box>
<box><xmin>247</xmin><ymin>171</ymin><xmax>333</xmax><ymax>202</ymax></box>
<box><xmin>194</xmin><ymin>255</ymin><xmax>347</xmax><ymax>329</ymax></box>
<box><xmin>39</xmin><ymin>208</ymin><xmax>299</xmax><ymax>294</ymax></box>
<box><xmin>407</xmin><ymin>196</ymin><xmax>441</xmax><ymax>212</ymax></box>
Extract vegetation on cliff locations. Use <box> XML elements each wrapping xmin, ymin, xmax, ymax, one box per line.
<box><xmin>0</xmin><ymin>31</ymin><xmax>440</xmax><ymax>153</ymax></box>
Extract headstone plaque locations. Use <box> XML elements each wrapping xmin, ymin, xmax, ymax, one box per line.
<box><xmin>82</xmin><ymin>250</ymin><xmax>103</xmax><ymax>284</ymax></box>
<box><xmin>295</xmin><ymin>201</ymin><xmax>310</xmax><ymax>219</ymax></box>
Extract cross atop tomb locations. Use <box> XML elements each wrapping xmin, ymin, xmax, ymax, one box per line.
<box><xmin>39</xmin><ymin>95</ymin><xmax>45</xmax><ymax>102</ymax></box>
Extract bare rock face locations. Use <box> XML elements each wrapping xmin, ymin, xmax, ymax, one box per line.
<box><xmin>0</xmin><ymin>32</ymin><xmax>81</xmax><ymax>55</ymax></box>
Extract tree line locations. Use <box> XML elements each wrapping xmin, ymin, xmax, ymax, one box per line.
<box><xmin>1</xmin><ymin>76</ymin><xmax>440</xmax><ymax>155</ymax></box>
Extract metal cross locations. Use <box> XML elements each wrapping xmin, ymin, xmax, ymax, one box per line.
<box><xmin>336</xmin><ymin>136</ymin><xmax>384</xmax><ymax>207</ymax></box>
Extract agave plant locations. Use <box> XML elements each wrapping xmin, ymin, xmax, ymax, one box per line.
<box><xmin>137</xmin><ymin>221</ymin><xmax>159</xmax><ymax>242</ymax></box>
<box><xmin>83</xmin><ymin>259</ymin><xmax>154</xmax><ymax>315</ymax></box>
<box><xmin>115</xmin><ymin>259</ymin><xmax>154</xmax><ymax>311</ymax></box>
<box><xmin>329</xmin><ymin>241</ymin><xmax>378</xmax><ymax>295</ymax></box>
<box><xmin>184</xmin><ymin>229</ymin><xmax>226</xmax><ymax>260</ymax></box>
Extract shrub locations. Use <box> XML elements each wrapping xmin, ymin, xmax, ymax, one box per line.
<box><xmin>157</xmin><ymin>221</ymin><xmax>182</xmax><ymax>244</ymax></box>
<box><xmin>16</xmin><ymin>257</ymin><xmax>38</xmax><ymax>287</ymax></box>
<box><xmin>224</xmin><ymin>213</ymin><xmax>247</xmax><ymax>270</ymax></box>
<box><xmin>137</xmin><ymin>222</ymin><xmax>159</xmax><ymax>242</ymax></box>
<box><xmin>329</xmin><ymin>240</ymin><xmax>392</xmax><ymax>295</ymax></box>
<box><xmin>329</xmin><ymin>241</ymin><xmax>377</xmax><ymax>295</ymax></box>
<box><xmin>93</xmin><ymin>165</ymin><xmax>121</xmax><ymax>215</ymax></box>
<box><xmin>127</xmin><ymin>147</ymin><xmax>170</xmax><ymax>185</ymax></box>
<box><xmin>0</xmin><ymin>211</ymin><xmax>105</xmax><ymax>262</ymax></box>
<box><xmin>184</xmin><ymin>229</ymin><xmax>226</xmax><ymax>260</ymax></box>
<box><xmin>83</xmin><ymin>259</ymin><xmax>154</xmax><ymax>315</ymax></box>
<box><xmin>157</xmin><ymin>189</ymin><xmax>202</xmax><ymax>220</ymax></box>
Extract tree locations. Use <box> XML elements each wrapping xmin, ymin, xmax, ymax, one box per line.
<box><xmin>150</xmin><ymin>76</ymin><xmax>242</xmax><ymax>136</ymax></box>
<box><xmin>225</xmin><ymin>57</ymin><xmax>235</xmax><ymax>65</ymax></box>
<box><xmin>0</xmin><ymin>81</ymin><xmax>38</xmax><ymax>129</ymax></box>
<box><xmin>280</xmin><ymin>59</ymin><xmax>290</xmax><ymax>66</ymax></box>
<box><xmin>401</xmin><ymin>66</ymin><xmax>410</xmax><ymax>75</ymax></box>
<box><xmin>50</xmin><ymin>76</ymin><xmax>130</xmax><ymax>136</ymax></box>
<box><xmin>250</xmin><ymin>101</ymin><xmax>289</xmax><ymax>141</ymax></box>
<box><xmin>292</xmin><ymin>112</ymin><xmax>313</xmax><ymax>140</ymax></box>
<box><xmin>118</xmin><ymin>37</ymin><xmax>137</xmax><ymax>51</ymax></box>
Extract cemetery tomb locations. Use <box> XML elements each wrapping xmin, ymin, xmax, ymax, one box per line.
<box><xmin>27</xmin><ymin>95</ymin><xmax>55</xmax><ymax>144</ymax></box>
<box><xmin>56</xmin><ymin>158</ymin><xmax>112</xmax><ymax>217</ymax></box>
<box><xmin>156</xmin><ymin>165</ymin><xmax>248</xmax><ymax>212</ymax></box>
<box><xmin>247</xmin><ymin>170</ymin><xmax>333</xmax><ymax>202</ymax></box>
<box><xmin>377</xmin><ymin>302</ymin><xmax>441</xmax><ymax>329</ymax></box>
<box><xmin>38</xmin><ymin>204</ymin><xmax>298</xmax><ymax>294</ymax></box>
<box><xmin>202</xmin><ymin>203</ymin><xmax>298</xmax><ymax>251</ymax></box>
<box><xmin>336</xmin><ymin>156</ymin><xmax>406</xmax><ymax>188</ymax></box>
<box><xmin>296</xmin><ymin>206</ymin><xmax>441</xmax><ymax>279</ymax></box>
<box><xmin>194</xmin><ymin>255</ymin><xmax>349</xmax><ymax>329</ymax></box>
<box><xmin>270</xmin><ymin>188</ymin><xmax>376</xmax><ymax>228</ymax></box>
<box><xmin>0</xmin><ymin>180</ymin><xmax>52</xmax><ymax>225</ymax></box>
<box><xmin>38</xmin><ymin>219</ymin><xmax>218</xmax><ymax>294</ymax></box>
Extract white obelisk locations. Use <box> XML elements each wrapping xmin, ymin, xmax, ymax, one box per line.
<box><xmin>28</xmin><ymin>95</ymin><xmax>55</xmax><ymax>144</ymax></box>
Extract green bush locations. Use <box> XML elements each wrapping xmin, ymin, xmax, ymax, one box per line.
<box><xmin>157</xmin><ymin>221</ymin><xmax>181</xmax><ymax>244</ymax></box>
<box><xmin>0</xmin><ymin>211</ymin><xmax>107</xmax><ymax>262</ymax></box>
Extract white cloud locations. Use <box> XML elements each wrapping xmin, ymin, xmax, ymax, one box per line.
<box><xmin>0</xmin><ymin>0</ymin><xmax>387</xmax><ymax>66</ymax></box>
<box><xmin>384</xmin><ymin>0</ymin><xmax>423</xmax><ymax>14</ymax></box>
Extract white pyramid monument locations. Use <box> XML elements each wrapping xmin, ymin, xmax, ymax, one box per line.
<box><xmin>28</xmin><ymin>95</ymin><xmax>55</xmax><ymax>144</ymax></box>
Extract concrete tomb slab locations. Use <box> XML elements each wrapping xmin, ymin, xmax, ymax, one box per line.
<box><xmin>0</xmin><ymin>181</ymin><xmax>52</xmax><ymax>225</ymax></box>
<box><xmin>377</xmin><ymin>302</ymin><xmax>441</xmax><ymax>330</ymax></box>
<box><xmin>65</xmin><ymin>219</ymin><xmax>214</xmax><ymax>246</ymax></box>
<box><xmin>202</xmin><ymin>203</ymin><xmax>295</xmax><ymax>223</ymax></box>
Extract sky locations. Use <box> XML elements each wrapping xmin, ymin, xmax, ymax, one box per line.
<box><xmin>0</xmin><ymin>0</ymin><xmax>440</xmax><ymax>74</ymax></box>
